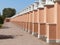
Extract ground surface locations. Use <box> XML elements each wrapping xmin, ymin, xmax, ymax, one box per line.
<box><xmin>0</xmin><ymin>22</ymin><xmax>60</xmax><ymax>45</ymax></box>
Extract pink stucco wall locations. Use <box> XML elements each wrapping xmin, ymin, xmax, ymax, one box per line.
<box><xmin>38</xmin><ymin>8</ymin><xmax>45</xmax><ymax>23</ymax></box>
<box><xmin>10</xmin><ymin>1</ymin><xmax>60</xmax><ymax>43</ymax></box>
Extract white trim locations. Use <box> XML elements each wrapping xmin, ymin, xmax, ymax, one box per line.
<box><xmin>46</xmin><ymin>38</ymin><xmax>50</xmax><ymax>43</ymax></box>
<box><xmin>33</xmin><ymin>2</ymin><xmax>38</xmax><ymax>10</ymax></box>
<box><xmin>38</xmin><ymin>6</ymin><xmax>44</xmax><ymax>8</ymax></box>
<box><xmin>56</xmin><ymin>39</ymin><xmax>60</xmax><ymax>43</ymax></box>
<box><xmin>46</xmin><ymin>38</ymin><xmax>56</xmax><ymax>43</ymax></box>
<box><xmin>38</xmin><ymin>34</ymin><xmax>41</xmax><ymax>39</ymax></box>
<box><xmin>38</xmin><ymin>1</ymin><xmax>44</xmax><ymax>8</ymax></box>
<box><xmin>46</xmin><ymin>0</ymin><xmax>54</xmax><ymax>5</ymax></box>
<box><xmin>32</xmin><ymin>32</ymin><xmax>35</xmax><ymax>35</ymax></box>
<box><xmin>38</xmin><ymin>35</ymin><xmax>45</xmax><ymax>39</ymax></box>
<box><xmin>32</xmin><ymin>32</ymin><xmax>38</xmax><ymax>36</ymax></box>
<box><xmin>28</xmin><ymin>30</ymin><xmax>30</xmax><ymax>33</ymax></box>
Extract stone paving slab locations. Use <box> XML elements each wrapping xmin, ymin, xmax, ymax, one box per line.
<box><xmin>0</xmin><ymin>22</ymin><xmax>60</xmax><ymax>45</ymax></box>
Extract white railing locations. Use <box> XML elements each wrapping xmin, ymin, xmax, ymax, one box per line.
<box><xmin>11</xmin><ymin>0</ymin><xmax>58</xmax><ymax>18</ymax></box>
<box><xmin>34</xmin><ymin>2</ymin><xmax>39</xmax><ymax>10</ymax></box>
<box><xmin>38</xmin><ymin>0</ymin><xmax>44</xmax><ymax>8</ymax></box>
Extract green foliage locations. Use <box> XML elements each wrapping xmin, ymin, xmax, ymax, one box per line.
<box><xmin>0</xmin><ymin>15</ymin><xmax>4</xmax><ymax>24</ymax></box>
<box><xmin>2</xmin><ymin>8</ymin><xmax>16</xmax><ymax>18</ymax></box>
<box><xmin>0</xmin><ymin>15</ymin><xmax>4</xmax><ymax>28</ymax></box>
<box><xmin>0</xmin><ymin>24</ymin><xmax>2</xmax><ymax>28</ymax></box>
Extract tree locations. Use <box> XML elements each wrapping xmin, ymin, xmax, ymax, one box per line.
<box><xmin>2</xmin><ymin>8</ymin><xmax>16</xmax><ymax>18</ymax></box>
<box><xmin>0</xmin><ymin>13</ymin><xmax>4</xmax><ymax>28</ymax></box>
<box><xmin>0</xmin><ymin>14</ymin><xmax>4</xmax><ymax>24</ymax></box>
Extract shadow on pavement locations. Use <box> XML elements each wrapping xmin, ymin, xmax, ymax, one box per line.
<box><xmin>48</xmin><ymin>43</ymin><xmax>60</xmax><ymax>45</ymax></box>
<box><xmin>0</xmin><ymin>35</ymin><xmax>14</xmax><ymax>39</ymax></box>
<box><xmin>0</xmin><ymin>26</ymin><xmax>10</xmax><ymax>29</ymax></box>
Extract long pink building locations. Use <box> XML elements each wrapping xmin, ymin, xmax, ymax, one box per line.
<box><xmin>10</xmin><ymin>0</ymin><xmax>60</xmax><ymax>43</ymax></box>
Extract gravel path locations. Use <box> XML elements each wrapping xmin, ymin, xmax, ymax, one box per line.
<box><xmin>0</xmin><ymin>22</ymin><xmax>59</xmax><ymax>45</ymax></box>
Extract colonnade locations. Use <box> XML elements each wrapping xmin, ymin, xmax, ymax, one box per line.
<box><xmin>10</xmin><ymin>0</ymin><xmax>60</xmax><ymax>43</ymax></box>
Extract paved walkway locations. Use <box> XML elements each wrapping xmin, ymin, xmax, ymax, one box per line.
<box><xmin>0</xmin><ymin>22</ymin><xmax>59</xmax><ymax>45</ymax></box>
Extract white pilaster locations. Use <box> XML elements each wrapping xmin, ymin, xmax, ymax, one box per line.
<box><xmin>32</xmin><ymin>32</ymin><xmax>35</xmax><ymax>35</ymax></box>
